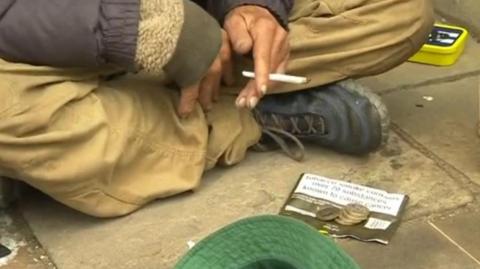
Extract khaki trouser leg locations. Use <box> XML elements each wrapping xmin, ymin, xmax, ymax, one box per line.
<box><xmin>0</xmin><ymin>61</ymin><xmax>260</xmax><ymax>217</ymax></box>
<box><xmin>236</xmin><ymin>0</ymin><xmax>434</xmax><ymax>94</ymax></box>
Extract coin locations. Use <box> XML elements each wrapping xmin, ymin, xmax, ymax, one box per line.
<box><xmin>334</xmin><ymin>203</ymin><xmax>370</xmax><ymax>226</ymax></box>
<box><xmin>334</xmin><ymin>217</ymin><xmax>361</xmax><ymax>226</ymax></box>
<box><xmin>335</xmin><ymin>218</ymin><xmax>364</xmax><ymax>226</ymax></box>
<box><xmin>316</xmin><ymin>206</ymin><xmax>340</xmax><ymax>221</ymax></box>
<box><xmin>339</xmin><ymin>211</ymin><xmax>368</xmax><ymax>221</ymax></box>
<box><xmin>340</xmin><ymin>210</ymin><xmax>369</xmax><ymax>220</ymax></box>
<box><xmin>335</xmin><ymin>216</ymin><xmax>364</xmax><ymax>226</ymax></box>
<box><xmin>344</xmin><ymin>203</ymin><xmax>370</xmax><ymax>218</ymax></box>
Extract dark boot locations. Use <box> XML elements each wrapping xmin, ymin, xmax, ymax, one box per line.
<box><xmin>253</xmin><ymin>79</ymin><xmax>389</xmax><ymax>161</ymax></box>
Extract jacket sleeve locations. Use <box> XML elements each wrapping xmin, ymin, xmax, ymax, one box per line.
<box><xmin>0</xmin><ymin>0</ymin><xmax>222</xmax><ymax>88</ymax></box>
<box><xmin>206</xmin><ymin>0</ymin><xmax>294</xmax><ymax>28</ymax></box>
<box><xmin>135</xmin><ymin>0</ymin><xmax>222</xmax><ymax>87</ymax></box>
<box><xmin>0</xmin><ymin>0</ymin><xmax>139</xmax><ymax>68</ymax></box>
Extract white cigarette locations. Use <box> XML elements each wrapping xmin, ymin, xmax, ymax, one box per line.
<box><xmin>241</xmin><ymin>71</ymin><xmax>309</xmax><ymax>84</ymax></box>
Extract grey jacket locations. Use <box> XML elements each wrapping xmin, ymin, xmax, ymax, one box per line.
<box><xmin>0</xmin><ymin>0</ymin><xmax>293</xmax><ymax>87</ymax></box>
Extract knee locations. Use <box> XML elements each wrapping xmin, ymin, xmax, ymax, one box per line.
<box><xmin>406</xmin><ymin>0</ymin><xmax>435</xmax><ymax>52</ymax></box>
<box><xmin>57</xmin><ymin>190</ymin><xmax>142</xmax><ymax>218</ymax></box>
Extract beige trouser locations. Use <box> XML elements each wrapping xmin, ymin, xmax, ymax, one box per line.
<box><xmin>0</xmin><ymin>0</ymin><xmax>433</xmax><ymax>217</ymax></box>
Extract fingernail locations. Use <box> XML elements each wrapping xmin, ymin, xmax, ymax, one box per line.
<box><xmin>236</xmin><ymin>97</ymin><xmax>246</xmax><ymax>108</ymax></box>
<box><xmin>249</xmin><ymin>97</ymin><xmax>258</xmax><ymax>109</ymax></box>
<box><xmin>179</xmin><ymin>109</ymin><xmax>191</xmax><ymax>119</ymax></box>
<box><xmin>260</xmin><ymin>85</ymin><xmax>267</xmax><ymax>96</ymax></box>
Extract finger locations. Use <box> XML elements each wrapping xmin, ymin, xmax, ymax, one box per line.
<box><xmin>273</xmin><ymin>45</ymin><xmax>290</xmax><ymax>82</ymax></box>
<box><xmin>267</xmin><ymin>38</ymin><xmax>290</xmax><ymax>90</ymax></box>
<box><xmin>212</xmin><ymin>64</ymin><xmax>223</xmax><ymax>102</ymax></box>
<box><xmin>235</xmin><ymin>80</ymin><xmax>258</xmax><ymax>109</ymax></box>
<box><xmin>275</xmin><ymin>52</ymin><xmax>290</xmax><ymax>75</ymax></box>
<box><xmin>224</xmin><ymin>15</ymin><xmax>253</xmax><ymax>54</ymax></box>
<box><xmin>264</xmin><ymin>52</ymin><xmax>289</xmax><ymax>92</ymax></box>
<box><xmin>270</xmin><ymin>29</ymin><xmax>289</xmax><ymax>71</ymax></box>
<box><xmin>241</xmin><ymin>33</ymin><xmax>289</xmax><ymax>107</ymax></box>
<box><xmin>199</xmin><ymin>59</ymin><xmax>222</xmax><ymax>110</ymax></box>
<box><xmin>252</xmin><ymin>18</ymin><xmax>276</xmax><ymax>96</ymax></box>
<box><xmin>222</xmin><ymin>55</ymin><xmax>234</xmax><ymax>87</ymax></box>
<box><xmin>220</xmin><ymin>32</ymin><xmax>234</xmax><ymax>86</ymax></box>
<box><xmin>179</xmin><ymin>84</ymin><xmax>200</xmax><ymax>117</ymax></box>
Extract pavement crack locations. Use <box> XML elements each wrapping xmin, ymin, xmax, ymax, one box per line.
<box><xmin>2</xmin><ymin>206</ymin><xmax>58</xmax><ymax>269</ymax></box>
<box><xmin>391</xmin><ymin>123</ymin><xmax>480</xmax><ymax>195</ymax></box>
<box><xmin>379</xmin><ymin>70</ymin><xmax>480</xmax><ymax>95</ymax></box>
<box><xmin>428</xmin><ymin>221</ymin><xmax>480</xmax><ymax>265</ymax></box>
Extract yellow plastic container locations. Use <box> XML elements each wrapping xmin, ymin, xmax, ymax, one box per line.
<box><xmin>409</xmin><ymin>23</ymin><xmax>469</xmax><ymax>66</ymax></box>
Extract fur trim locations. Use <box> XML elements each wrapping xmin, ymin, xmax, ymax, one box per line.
<box><xmin>135</xmin><ymin>0</ymin><xmax>184</xmax><ymax>74</ymax></box>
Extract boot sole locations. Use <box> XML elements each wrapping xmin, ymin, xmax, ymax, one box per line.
<box><xmin>337</xmin><ymin>79</ymin><xmax>390</xmax><ymax>147</ymax></box>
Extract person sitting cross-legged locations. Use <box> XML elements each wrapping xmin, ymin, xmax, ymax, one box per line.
<box><xmin>0</xmin><ymin>0</ymin><xmax>433</xmax><ymax>216</ymax></box>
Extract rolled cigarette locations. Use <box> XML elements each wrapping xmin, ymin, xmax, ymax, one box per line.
<box><xmin>241</xmin><ymin>71</ymin><xmax>309</xmax><ymax>85</ymax></box>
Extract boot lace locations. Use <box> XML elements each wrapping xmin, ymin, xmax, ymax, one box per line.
<box><xmin>253</xmin><ymin>111</ymin><xmax>326</xmax><ymax>161</ymax></box>
<box><xmin>253</xmin><ymin>127</ymin><xmax>306</xmax><ymax>161</ymax></box>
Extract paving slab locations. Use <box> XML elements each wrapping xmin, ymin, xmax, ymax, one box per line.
<box><xmin>19</xmin><ymin>129</ymin><xmax>473</xmax><ymax>269</ymax></box>
<box><xmin>13</xmin><ymin>38</ymin><xmax>480</xmax><ymax>268</ymax></box>
<box><xmin>0</xmin><ymin>211</ymin><xmax>54</xmax><ymax>269</ymax></box>
<box><xmin>339</xmin><ymin>219</ymin><xmax>480</xmax><ymax>269</ymax></box>
<box><xmin>383</xmin><ymin>76</ymin><xmax>480</xmax><ymax>186</ymax></box>
<box><xmin>359</xmin><ymin>37</ymin><xmax>480</xmax><ymax>94</ymax></box>
<box><xmin>430</xmin><ymin>206</ymin><xmax>480</xmax><ymax>262</ymax></box>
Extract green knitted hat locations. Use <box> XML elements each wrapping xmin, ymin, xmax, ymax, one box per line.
<box><xmin>175</xmin><ymin>215</ymin><xmax>360</xmax><ymax>269</ymax></box>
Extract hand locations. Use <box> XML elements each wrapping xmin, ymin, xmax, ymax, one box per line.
<box><xmin>224</xmin><ymin>5</ymin><xmax>290</xmax><ymax>109</ymax></box>
<box><xmin>178</xmin><ymin>30</ymin><xmax>234</xmax><ymax>117</ymax></box>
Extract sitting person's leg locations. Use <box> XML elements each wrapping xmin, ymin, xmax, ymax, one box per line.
<box><xmin>0</xmin><ymin>59</ymin><xmax>260</xmax><ymax>217</ymax></box>
<box><xmin>283</xmin><ymin>0</ymin><xmax>434</xmax><ymax>92</ymax></box>
<box><xmin>252</xmin><ymin>0</ymin><xmax>433</xmax><ymax>154</ymax></box>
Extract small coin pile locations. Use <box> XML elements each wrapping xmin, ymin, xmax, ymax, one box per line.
<box><xmin>334</xmin><ymin>203</ymin><xmax>370</xmax><ymax>226</ymax></box>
